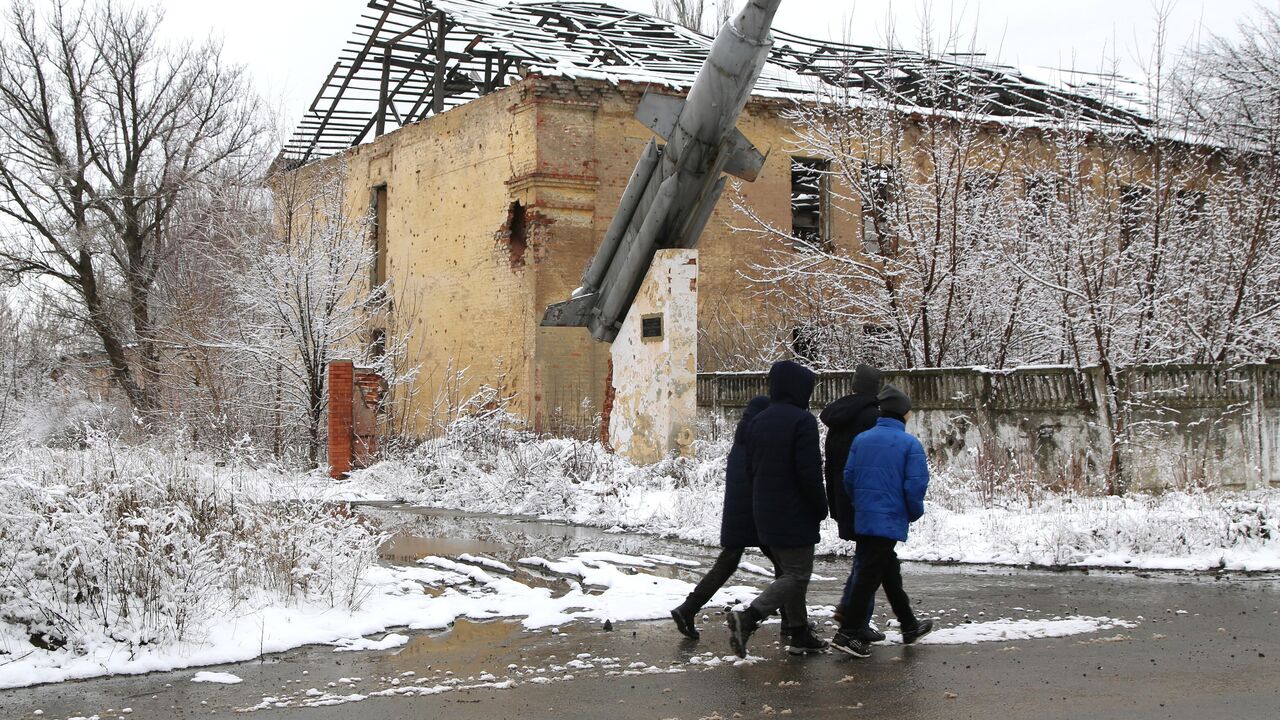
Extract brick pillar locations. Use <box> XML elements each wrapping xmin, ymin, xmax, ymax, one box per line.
<box><xmin>352</xmin><ymin>368</ymin><xmax>386</xmax><ymax>468</ymax></box>
<box><xmin>328</xmin><ymin>360</ymin><xmax>354</xmax><ymax>479</ymax></box>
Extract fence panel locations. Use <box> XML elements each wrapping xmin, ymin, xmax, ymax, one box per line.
<box><xmin>698</xmin><ymin>363</ymin><xmax>1279</xmax><ymax>490</ymax></box>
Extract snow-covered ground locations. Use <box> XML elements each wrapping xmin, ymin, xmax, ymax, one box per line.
<box><xmin>325</xmin><ymin>425</ymin><xmax>1280</xmax><ymax>573</ymax></box>
<box><xmin>0</xmin><ymin>543</ymin><xmax>1140</xmax><ymax>691</ymax></box>
<box><xmin>0</xmin><ymin>443</ymin><xmax>375</xmax><ymax>689</ymax></box>
<box><xmin>1</xmin><ymin>426</ymin><xmax>1276</xmax><ymax>690</ymax></box>
<box><xmin>0</xmin><ymin>548</ymin><xmax>754</xmax><ymax>689</ymax></box>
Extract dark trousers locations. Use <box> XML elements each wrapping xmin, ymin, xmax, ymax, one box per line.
<box><xmin>839</xmin><ymin>548</ymin><xmax>877</xmax><ymax>628</ymax></box>
<box><xmin>749</xmin><ymin>544</ymin><xmax>813</xmax><ymax>630</ymax></box>
<box><xmin>842</xmin><ymin>535</ymin><xmax>916</xmax><ymax>632</ymax></box>
<box><xmin>683</xmin><ymin>547</ymin><xmax>746</xmax><ymax>610</ymax></box>
<box><xmin>683</xmin><ymin>546</ymin><xmax>781</xmax><ymax>609</ymax></box>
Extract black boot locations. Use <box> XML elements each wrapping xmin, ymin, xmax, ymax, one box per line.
<box><xmin>727</xmin><ymin>607</ymin><xmax>762</xmax><ymax>658</ymax></box>
<box><xmin>900</xmin><ymin>618</ymin><xmax>934</xmax><ymax>645</ymax></box>
<box><xmin>670</xmin><ymin>601</ymin><xmax>700</xmax><ymax>641</ymax></box>
<box><xmin>785</xmin><ymin>622</ymin><xmax>830</xmax><ymax>655</ymax></box>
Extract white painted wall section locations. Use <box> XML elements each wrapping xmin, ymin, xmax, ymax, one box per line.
<box><xmin>609</xmin><ymin>249</ymin><xmax>698</xmax><ymax>465</ymax></box>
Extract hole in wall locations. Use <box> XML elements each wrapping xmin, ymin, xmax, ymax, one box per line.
<box><xmin>504</xmin><ymin>200</ymin><xmax>528</xmax><ymax>268</ymax></box>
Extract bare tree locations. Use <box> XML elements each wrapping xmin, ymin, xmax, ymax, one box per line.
<box><xmin>728</xmin><ymin>9</ymin><xmax>1280</xmax><ymax>493</ymax></box>
<box><xmin>199</xmin><ymin>160</ymin><xmax>394</xmax><ymax>466</ymax></box>
<box><xmin>1172</xmin><ymin>6</ymin><xmax>1280</xmax><ymax>363</ymax></box>
<box><xmin>734</xmin><ymin>54</ymin><xmax>1035</xmax><ymax>372</ymax></box>
<box><xmin>0</xmin><ymin>1</ymin><xmax>264</xmax><ymax>420</ymax></box>
<box><xmin>653</xmin><ymin>0</ymin><xmax>732</xmax><ymax>34</ymax></box>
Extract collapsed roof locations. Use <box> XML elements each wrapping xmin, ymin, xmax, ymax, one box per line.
<box><xmin>282</xmin><ymin>0</ymin><xmax>1145</xmax><ymax>165</ymax></box>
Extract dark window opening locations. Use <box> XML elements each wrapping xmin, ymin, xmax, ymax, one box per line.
<box><xmin>862</xmin><ymin>323</ymin><xmax>892</xmax><ymax>340</ymax></box>
<box><xmin>1024</xmin><ymin>175</ymin><xmax>1061</xmax><ymax>217</ymax></box>
<box><xmin>369</xmin><ymin>327</ymin><xmax>386</xmax><ymax>360</ymax></box>
<box><xmin>791</xmin><ymin>158</ymin><xmax>830</xmax><ymax>251</ymax></box>
<box><xmin>1175</xmin><ymin>188</ymin><xmax>1207</xmax><ymax>225</ymax></box>
<box><xmin>962</xmin><ymin>169</ymin><xmax>998</xmax><ymax>195</ymax></box>
<box><xmin>791</xmin><ymin>325</ymin><xmax>818</xmax><ymax>363</ymax></box>
<box><xmin>505</xmin><ymin>200</ymin><xmax>529</xmax><ymax>267</ymax></box>
<box><xmin>1119</xmin><ymin>184</ymin><xmax>1152</xmax><ymax>247</ymax></box>
<box><xmin>960</xmin><ymin>169</ymin><xmax>999</xmax><ymax>220</ymax></box>
<box><xmin>641</xmin><ymin>315</ymin><xmax>663</xmax><ymax>339</ymax></box>
<box><xmin>861</xmin><ymin>163</ymin><xmax>894</xmax><ymax>255</ymax></box>
<box><xmin>370</xmin><ymin>185</ymin><xmax>388</xmax><ymax>291</ymax></box>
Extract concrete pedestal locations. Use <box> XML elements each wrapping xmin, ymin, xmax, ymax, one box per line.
<box><xmin>608</xmin><ymin>249</ymin><xmax>698</xmax><ymax>464</ymax></box>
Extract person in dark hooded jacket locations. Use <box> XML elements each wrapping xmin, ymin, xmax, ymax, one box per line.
<box><xmin>670</xmin><ymin>396</ymin><xmax>770</xmax><ymax>640</ymax></box>
<box><xmin>726</xmin><ymin>360</ymin><xmax>830</xmax><ymax>658</ymax></box>
<box><xmin>819</xmin><ymin>364</ymin><xmax>883</xmax><ymax>639</ymax></box>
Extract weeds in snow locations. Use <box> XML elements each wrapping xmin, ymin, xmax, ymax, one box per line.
<box><xmin>0</xmin><ymin>438</ymin><xmax>382</xmax><ymax>658</ymax></box>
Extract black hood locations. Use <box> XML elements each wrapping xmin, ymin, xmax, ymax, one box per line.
<box><xmin>819</xmin><ymin>393</ymin><xmax>879</xmax><ymax>428</ymax></box>
<box><xmin>878</xmin><ymin>383</ymin><xmax>911</xmax><ymax>417</ymax></box>
<box><xmin>733</xmin><ymin>395</ymin><xmax>770</xmax><ymax>444</ymax></box>
<box><xmin>768</xmin><ymin>360</ymin><xmax>816</xmax><ymax>409</ymax></box>
<box><xmin>852</xmin><ymin>364</ymin><xmax>883</xmax><ymax>395</ymax></box>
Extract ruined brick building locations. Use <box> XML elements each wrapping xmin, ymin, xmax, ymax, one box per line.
<box><xmin>280</xmin><ymin>0</ymin><xmax>1153</xmax><ymax>435</ymax></box>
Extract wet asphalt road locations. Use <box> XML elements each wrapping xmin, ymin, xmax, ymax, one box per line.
<box><xmin>2</xmin><ymin>506</ymin><xmax>1278</xmax><ymax>720</ymax></box>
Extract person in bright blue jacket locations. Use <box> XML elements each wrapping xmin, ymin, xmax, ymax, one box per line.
<box><xmin>830</xmin><ymin>384</ymin><xmax>935</xmax><ymax>657</ymax></box>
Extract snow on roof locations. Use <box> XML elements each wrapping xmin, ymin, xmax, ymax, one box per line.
<box><xmin>281</xmin><ymin>0</ymin><xmax>1147</xmax><ymax>165</ymax></box>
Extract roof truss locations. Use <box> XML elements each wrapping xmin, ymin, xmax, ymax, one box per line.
<box><xmin>281</xmin><ymin>0</ymin><xmax>1146</xmax><ymax>165</ymax></box>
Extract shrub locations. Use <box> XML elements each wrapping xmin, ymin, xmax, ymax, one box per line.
<box><xmin>0</xmin><ymin>441</ymin><xmax>380</xmax><ymax>655</ymax></box>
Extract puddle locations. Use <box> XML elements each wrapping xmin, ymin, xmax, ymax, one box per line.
<box><xmin>362</xmin><ymin>504</ymin><xmax>716</xmax><ymax>579</ymax></box>
<box><xmin>389</xmin><ymin>619</ymin><xmax>529</xmax><ymax>677</ymax></box>
<box><xmin>513</xmin><ymin>568</ymin><xmax>571</xmax><ymax>593</ymax></box>
<box><xmin>379</xmin><ymin>531</ymin><xmax>507</xmax><ymax>565</ymax></box>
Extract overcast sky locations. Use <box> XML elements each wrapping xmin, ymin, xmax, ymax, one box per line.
<box><xmin>154</xmin><ymin>0</ymin><xmax>1268</xmax><ymax>129</ymax></box>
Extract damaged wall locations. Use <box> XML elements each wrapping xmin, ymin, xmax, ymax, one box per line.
<box><xmin>332</xmin><ymin>85</ymin><xmax>541</xmax><ymax>435</ymax></box>
<box><xmin>607</xmin><ymin>249</ymin><xmax>699</xmax><ymax>464</ymax></box>
<box><xmin>297</xmin><ymin>73</ymin><xmax>862</xmax><ymax>436</ymax></box>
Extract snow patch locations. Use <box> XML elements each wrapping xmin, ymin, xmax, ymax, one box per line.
<box><xmin>329</xmin><ymin>633</ymin><xmax>410</xmax><ymax>652</ymax></box>
<box><xmin>326</xmin><ymin>432</ymin><xmax>1280</xmax><ymax>574</ymax></box>
<box><xmin>906</xmin><ymin>616</ymin><xmax>1139</xmax><ymax>645</ymax></box>
<box><xmin>191</xmin><ymin>671</ymin><xmax>243</xmax><ymax>684</ymax></box>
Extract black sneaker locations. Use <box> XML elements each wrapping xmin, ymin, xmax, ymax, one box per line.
<box><xmin>900</xmin><ymin>619</ymin><xmax>934</xmax><ymax>645</ymax></box>
<box><xmin>785</xmin><ymin>624</ymin><xmax>830</xmax><ymax>655</ymax></box>
<box><xmin>860</xmin><ymin>626</ymin><xmax>887</xmax><ymax>643</ymax></box>
<box><xmin>727</xmin><ymin>609</ymin><xmax>759</xmax><ymax>658</ymax></box>
<box><xmin>830</xmin><ymin>630</ymin><xmax>872</xmax><ymax>658</ymax></box>
<box><xmin>836</xmin><ymin>606</ymin><xmax>886</xmax><ymax>642</ymax></box>
<box><xmin>670</xmin><ymin>606</ymin><xmax>699</xmax><ymax>641</ymax></box>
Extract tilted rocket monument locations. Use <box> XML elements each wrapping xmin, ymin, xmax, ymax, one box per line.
<box><xmin>540</xmin><ymin>0</ymin><xmax>782</xmax><ymax>343</ymax></box>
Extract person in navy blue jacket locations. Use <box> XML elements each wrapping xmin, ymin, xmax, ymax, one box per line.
<box><xmin>670</xmin><ymin>395</ymin><xmax>770</xmax><ymax>640</ymax></box>
<box><xmin>726</xmin><ymin>360</ymin><xmax>830</xmax><ymax>657</ymax></box>
<box><xmin>831</xmin><ymin>384</ymin><xmax>935</xmax><ymax>657</ymax></box>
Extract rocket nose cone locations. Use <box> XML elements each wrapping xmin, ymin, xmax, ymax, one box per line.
<box><xmin>732</xmin><ymin>0</ymin><xmax>782</xmax><ymax>42</ymax></box>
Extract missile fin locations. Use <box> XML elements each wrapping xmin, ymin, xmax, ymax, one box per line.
<box><xmin>723</xmin><ymin>127</ymin><xmax>767</xmax><ymax>182</ymax></box>
<box><xmin>635</xmin><ymin>92</ymin><xmax>685</xmax><ymax>140</ymax></box>
<box><xmin>540</xmin><ymin>292</ymin><xmax>598</xmax><ymax>328</ymax></box>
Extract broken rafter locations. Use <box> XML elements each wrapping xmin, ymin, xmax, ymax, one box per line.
<box><xmin>281</xmin><ymin>0</ymin><xmax>1147</xmax><ymax>165</ymax></box>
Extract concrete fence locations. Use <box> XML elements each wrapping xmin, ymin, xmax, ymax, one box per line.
<box><xmin>697</xmin><ymin>364</ymin><xmax>1280</xmax><ymax>490</ymax></box>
